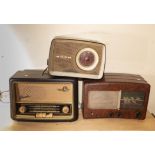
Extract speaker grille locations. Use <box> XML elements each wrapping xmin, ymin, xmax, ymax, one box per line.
<box><xmin>88</xmin><ymin>91</ymin><xmax>121</xmax><ymax>109</ymax></box>
<box><xmin>15</xmin><ymin>82</ymin><xmax>73</xmax><ymax>103</ymax></box>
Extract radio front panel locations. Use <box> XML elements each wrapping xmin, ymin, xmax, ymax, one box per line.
<box><xmin>9</xmin><ymin>70</ymin><xmax>78</xmax><ymax>122</ymax></box>
<box><xmin>48</xmin><ymin>37</ymin><xmax>106</xmax><ymax>79</ymax></box>
<box><xmin>83</xmin><ymin>73</ymin><xmax>150</xmax><ymax>120</ymax></box>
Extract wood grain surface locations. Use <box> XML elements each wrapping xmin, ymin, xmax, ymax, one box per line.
<box><xmin>1</xmin><ymin>109</ymin><xmax>155</xmax><ymax>131</ymax></box>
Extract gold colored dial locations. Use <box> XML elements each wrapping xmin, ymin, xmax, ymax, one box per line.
<box><xmin>62</xmin><ymin>106</ymin><xmax>70</xmax><ymax>114</ymax></box>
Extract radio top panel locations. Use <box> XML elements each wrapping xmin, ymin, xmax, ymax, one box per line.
<box><xmin>83</xmin><ymin>73</ymin><xmax>149</xmax><ymax>85</ymax></box>
<box><xmin>10</xmin><ymin>69</ymin><xmax>77</xmax><ymax>81</ymax></box>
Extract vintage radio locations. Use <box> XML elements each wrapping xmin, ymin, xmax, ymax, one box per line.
<box><xmin>82</xmin><ymin>73</ymin><xmax>150</xmax><ymax>119</ymax></box>
<box><xmin>9</xmin><ymin>70</ymin><xmax>78</xmax><ymax>121</ymax></box>
<box><xmin>48</xmin><ymin>37</ymin><xmax>106</xmax><ymax>79</ymax></box>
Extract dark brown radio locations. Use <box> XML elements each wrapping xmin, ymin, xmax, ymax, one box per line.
<box><xmin>9</xmin><ymin>70</ymin><xmax>78</xmax><ymax>122</ymax></box>
<box><xmin>82</xmin><ymin>73</ymin><xmax>150</xmax><ymax>119</ymax></box>
<box><xmin>48</xmin><ymin>37</ymin><xmax>106</xmax><ymax>79</ymax></box>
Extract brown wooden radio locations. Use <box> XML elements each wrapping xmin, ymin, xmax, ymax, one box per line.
<box><xmin>82</xmin><ymin>73</ymin><xmax>150</xmax><ymax>119</ymax></box>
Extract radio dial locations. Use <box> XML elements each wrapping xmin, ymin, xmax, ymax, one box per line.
<box><xmin>19</xmin><ymin>106</ymin><xmax>27</xmax><ymax>114</ymax></box>
<box><xmin>62</xmin><ymin>106</ymin><xmax>69</xmax><ymax>114</ymax></box>
<box><xmin>76</xmin><ymin>48</ymin><xmax>99</xmax><ymax>71</ymax></box>
<box><xmin>79</xmin><ymin>51</ymin><xmax>95</xmax><ymax>67</ymax></box>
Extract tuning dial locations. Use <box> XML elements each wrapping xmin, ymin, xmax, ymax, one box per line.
<box><xmin>76</xmin><ymin>48</ymin><xmax>99</xmax><ymax>71</ymax></box>
<box><xmin>19</xmin><ymin>106</ymin><xmax>27</xmax><ymax>114</ymax></box>
<box><xmin>62</xmin><ymin>106</ymin><xmax>70</xmax><ymax>114</ymax></box>
<box><xmin>79</xmin><ymin>51</ymin><xmax>95</xmax><ymax>67</ymax></box>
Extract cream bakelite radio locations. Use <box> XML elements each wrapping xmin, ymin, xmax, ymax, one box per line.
<box><xmin>9</xmin><ymin>70</ymin><xmax>78</xmax><ymax>122</ymax></box>
<box><xmin>48</xmin><ymin>37</ymin><xmax>106</xmax><ymax>79</ymax></box>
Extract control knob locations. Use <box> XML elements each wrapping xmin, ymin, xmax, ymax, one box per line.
<box><xmin>62</xmin><ymin>106</ymin><xmax>69</xmax><ymax>114</ymax></box>
<box><xmin>19</xmin><ymin>106</ymin><xmax>27</xmax><ymax>114</ymax></box>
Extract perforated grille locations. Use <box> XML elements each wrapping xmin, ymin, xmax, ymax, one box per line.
<box><xmin>88</xmin><ymin>91</ymin><xmax>121</xmax><ymax>109</ymax></box>
<box><xmin>15</xmin><ymin>82</ymin><xmax>73</xmax><ymax>103</ymax></box>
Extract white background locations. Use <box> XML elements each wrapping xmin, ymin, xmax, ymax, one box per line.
<box><xmin>0</xmin><ymin>0</ymin><xmax>155</xmax><ymax>155</ymax></box>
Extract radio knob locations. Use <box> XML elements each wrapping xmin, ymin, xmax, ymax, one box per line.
<box><xmin>136</xmin><ymin>112</ymin><xmax>142</xmax><ymax>119</ymax></box>
<box><xmin>79</xmin><ymin>51</ymin><xmax>95</xmax><ymax>67</ymax></box>
<box><xmin>58</xmin><ymin>86</ymin><xmax>69</xmax><ymax>92</ymax></box>
<box><xmin>62</xmin><ymin>86</ymin><xmax>69</xmax><ymax>92</ymax></box>
<box><xmin>62</xmin><ymin>106</ymin><xmax>69</xmax><ymax>114</ymax></box>
<box><xmin>117</xmin><ymin>112</ymin><xmax>122</xmax><ymax>117</ymax></box>
<box><xmin>19</xmin><ymin>106</ymin><xmax>27</xmax><ymax>114</ymax></box>
<box><xmin>109</xmin><ymin>112</ymin><xmax>113</xmax><ymax>117</ymax></box>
